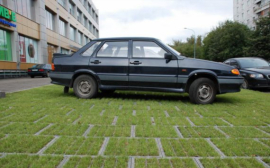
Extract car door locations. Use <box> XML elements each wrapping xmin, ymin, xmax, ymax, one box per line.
<box><xmin>89</xmin><ymin>41</ymin><xmax>129</xmax><ymax>86</ymax></box>
<box><xmin>129</xmin><ymin>41</ymin><xmax>178</xmax><ymax>88</ymax></box>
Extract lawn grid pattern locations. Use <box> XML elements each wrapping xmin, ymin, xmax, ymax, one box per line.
<box><xmin>0</xmin><ymin>85</ymin><xmax>269</xmax><ymax>167</ymax></box>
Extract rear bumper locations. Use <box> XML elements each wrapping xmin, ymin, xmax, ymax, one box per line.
<box><xmin>49</xmin><ymin>72</ymin><xmax>73</xmax><ymax>87</ymax></box>
<box><xmin>218</xmin><ymin>77</ymin><xmax>244</xmax><ymax>94</ymax></box>
<box><xmin>28</xmin><ymin>72</ymin><xmax>47</xmax><ymax>76</ymax></box>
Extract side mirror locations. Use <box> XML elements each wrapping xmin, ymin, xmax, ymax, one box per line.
<box><xmin>232</xmin><ymin>65</ymin><xmax>239</xmax><ymax>69</ymax></box>
<box><xmin>164</xmin><ymin>53</ymin><xmax>173</xmax><ymax>60</ymax></box>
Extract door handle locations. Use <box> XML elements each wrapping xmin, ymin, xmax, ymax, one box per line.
<box><xmin>91</xmin><ymin>60</ymin><xmax>101</xmax><ymax>64</ymax></box>
<box><xmin>130</xmin><ymin>61</ymin><xmax>142</xmax><ymax>65</ymax></box>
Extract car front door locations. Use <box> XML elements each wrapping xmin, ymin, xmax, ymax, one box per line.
<box><xmin>129</xmin><ymin>41</ymin><xmax>178</xmax><ymax>88</ymax></box>
<box><xmin>89</xmin><ymin>41</ymin><xmax>129</xmax><ymax>87</ymax></box>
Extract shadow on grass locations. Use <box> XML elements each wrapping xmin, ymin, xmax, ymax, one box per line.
<box><xmin>55</xmin><ymin>90</ymin><xmax>237</xmax><ymax>105</ymax></box>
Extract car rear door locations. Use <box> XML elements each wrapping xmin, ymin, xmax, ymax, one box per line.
<box><xmin>89</xmin><ymin>41</ymin><xmax>129</xmax><ymax>86</ymax></box>
<box><xmin>128</xmin><ymin>40</ymin><xmax>178</xmax><ymax>88</ymax></box>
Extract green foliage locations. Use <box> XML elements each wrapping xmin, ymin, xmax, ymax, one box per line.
<box><xmin>202</xmin><ymin>20</ymin><xmax>251</xmax><ymax>61</ymax></box>
<box><xmin>246</xmin><ymin>15</ymin><xmax>270</xmax><ymax>61</ymax></box>
<box><xmin>170</xmin><ymin>35</ymin><xmax>203</xmax><ymax>58</ymax></box>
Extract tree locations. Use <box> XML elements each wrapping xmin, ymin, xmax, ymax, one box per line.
<box><xmin>247</xmin><ymin>15</ymin><xmax>270</xmax><ymax>61</ymax></box>
<box><xmin>170</xmin><ymin>35</ymin><xmax>203</xmax><ymax>58</ymax></box>
<box><xmin>202</xmin><ymin>20</ymin><xmax>251</xmax><ymax>61</ymax></box>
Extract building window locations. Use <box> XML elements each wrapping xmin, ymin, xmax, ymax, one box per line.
<box><xmin>0</xmin><ymin>29</ymin><xmax>12</xmax><ymax>61</ymax></box>
<box><xmin>61</xmin><ymin>48</ymin><xmax>69</xmax><ymax>54</ymax></box>
<box><xmin>46</xmin><ymin>9</ymin><xmax>54</xmax><ymax>30</ymax></box>
<box><xmin>70</xmin><ymin>26</ymin><xmax>76</xmax><ymax>41</ymax></box>
<box><xmin>92</xmin><ymin>9</ymin><xmax>95</xmax><ymax>17</ymax></box>
<box><xmin>84</xmin><ymin>16</ymin><xmax>88</xmax><ymax>27</ymax></box>
<box><xmin>58</xmin><ymin>0</ymin><xmax>66</xmax><ymax>7</ymax></box>
<box><xmin>93</xmin><ymin>26</ymin><xmax>96</xmax><ymax>36</ymax></box>
<box><xmin>69</xmin><ymin>0</ymin><xmax>75</xmax><ymax>16</ymax></box>
<box><xmin>84</xmin><ymin>35</ymin><xmax>88</xmax><ymax>45</ymax></box>
<box><xmin>89</xmin><ymin>21</ymin><xmax>92</xmax><ymax>32</ymax></box>
<box><xmin>19</xmin><ymin>35</ymin><xmax>38</xmax><ymax>63</ymax></box>
<box><xmin>88</xmin><ymin>4</ymin><xmax>92</xmax><ymax>14</ymax></box>
<box><xmin>59</xmin><ymin>19</ymin><xmax>66</xmax><ymax>36</ymax></box>
<box><xmin>15</xmin><ymin>0</ymin><xmax>33</xmax><ymax>19</ymax></box>
<box><xmin>77</xmin><ymin>9</ymin><xmax>82</xmax><ymax>22</ymax></box>
<box><xmin>78</xmin><ymin>31</ymin><xmax>83</xmax><ymax>45</ymax></box>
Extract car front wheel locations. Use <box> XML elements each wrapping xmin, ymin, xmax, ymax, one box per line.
<box><xmin>73</xmin><ymin>75</ymin><xmax>97</xmax><ymax>99</ymax></box>
<box><xmin>189</xmin><ymin>78</ymin><xmax>216</xmax><ymax>104</ymax></box>
<box><xmin>241</xmin><ymin>79</ymin><xmax>249</xmax><ymax>89</ymax></box>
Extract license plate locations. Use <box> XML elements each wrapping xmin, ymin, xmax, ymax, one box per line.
<box><xmin>32</xmin><ymin>69</ymin><xmax>38</xmax><ymax>71</ymax></box>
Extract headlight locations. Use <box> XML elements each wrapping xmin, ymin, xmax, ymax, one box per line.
<box><xmin>250</xmin><ymin>74</ymin><xmax>264</xmax><ymax>78</ymax></box>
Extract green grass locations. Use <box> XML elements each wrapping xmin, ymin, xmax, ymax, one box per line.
<box><xmin>44</xmin><ymin>137</ymin><xmax>104</xmax><ymax>155</ymax></box>
<box><xmin>154</xmin><ymin>117</ymin><xmax>190</xmax><ymax>126</ymax></box>
<box><xmin>105</xmin><ymin>138</ymin><xmax>159</xmax><ymax>156</ymax></box>
<box><xmin>211</xmin><ymin>139</ymin><xmax>270</xmax><ymax>156</ymax></box>
<box><xmin>178</xmin><ymin>127</ymin><xmax>226</xmax><ymax>138</ymax></box>
<box><xmin>40</xmin><ymin>124</ymin><xmax>89</xmax><ymax>136</ymax></box>
<box><xmin>189</xmin><ymin>117</ymin><xmax>229</xmax><ymax>126</ymax></box>
<box><xmin>0</xmin><ymin>122</ymin><xmax>48</xmax><ymax>135</ymax></box>
<box><xmin>136</xmin><ymin>125</ymin><xmax>178</xmax><ymax>138</ymax></box>
<box><xmin>0</xmin><ymin>85</ymin><xmax>270</xmax><ymax>166</ymax></box>
<box><xmin>64</xmin><ymin>157</ymin><xmax>128</xmax><ymax>168</ymax></box>
<box><xmin>88</xmin><ymin>126</ymin><xmax>131</xmax><ymax>137</ymax></box>
<box><xmin>219</xmin><ymin>127</ymin><xmax>270</xmax><ymax>138</ymax></box>
<box><xmin>200</xmin><ymin>158</ymin><xmax>265</xmax><ymax>168</ymax></box>
<box><xmin>161</xmin><ymin>139</ymin><xmax>219</xmax><ymax>157</ymax></box>
<box><xmin>0</xmin><ymin>154</ymin><xmax>63</xmax><ymax>168</ymax></box>
<box><xmin>0</xmin><ymin>135</ymin><xmax>53</xmax><ymax>153</ymax></box>
<box><xmin>135</xmin><ymin>158</ymin><xmax>197</xmax><ymax>168</ymax></box>
<box><xmin>263</xmin><ymin>158</ymin><xmax>270</xmax><ymax>166</ymax></box>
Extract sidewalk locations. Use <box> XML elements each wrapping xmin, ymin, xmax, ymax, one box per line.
<box><xmin>0</xmin><ymin>77</ymin><xmax>51</xmax><ymax>93</ymax></box>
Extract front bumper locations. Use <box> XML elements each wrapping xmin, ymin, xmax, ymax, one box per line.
<box><xmin>248</xmin><ymin>78</ymin><xmax>270</xmax><ymax>88</ymax></box>
<box><xmin>218</xmin><ymin>77</ymin><xmax>244</xmax><ymax>93</ymax></box>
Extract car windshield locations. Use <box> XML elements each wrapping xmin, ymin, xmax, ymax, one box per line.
<box><xmin>238</xmin><ymin>58</ymin><xmax>269</xmax><ymax>68</ymax></box>
<box><xmin>158</xmin><ymin>40</ymin><xmax>181</xmax><ymax>56</ymax></box>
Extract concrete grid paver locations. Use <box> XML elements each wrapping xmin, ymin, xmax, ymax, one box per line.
<box><xmin>0</xmin><ymin>85</ymin><xmax>270</xmax><ymax>167</ymax></box>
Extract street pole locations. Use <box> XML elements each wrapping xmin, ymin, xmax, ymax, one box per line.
<box><xmin>184</xmin><ymin>28</ymin><xmax>196</xmax><ymax>59</ymax></box>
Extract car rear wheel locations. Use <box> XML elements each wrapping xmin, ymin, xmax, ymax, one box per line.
<box><xmin>73</xmin><ymin>75</ymin><xmax>97</xmax><ymax>99</ymax></box>
<box><xmin>241</xmin><ymin>79</ymin><xmax>249</xmax><ymax>89</ymax></box>
<box><xmin>189</xmin><ymin>78</ymin><xmax>216</xmax><ymax>104</ymax></box>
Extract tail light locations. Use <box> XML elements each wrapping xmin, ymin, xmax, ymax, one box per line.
<box><xmin>39</xmin><ymin>69</ymin><xmax>44</xmax><ymax>72</ymax></box>
<box><xmin>28</xmin><ymin>69</ymin><xmax>31</xmax><ymax>72</ymax></box>
<box><xmin>51</xmin><ymin>64</ymin><xmax>55</xmax><ymax>71</ymax></box>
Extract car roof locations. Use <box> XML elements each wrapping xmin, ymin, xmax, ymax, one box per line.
<box><xmin>92</xmin><ymin>37</ymin><xmax>160</xmax><ymax>41</ymax></box>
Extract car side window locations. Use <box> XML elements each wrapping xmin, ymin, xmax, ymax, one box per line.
<box><xmin>133</xmin><ymin>41</ymin><xmax>166</xmax><ymax>58</ymax></box>
<box><xmin>82</xmin><ymin>42</ymin><xmax>101</xmax><ymax>56</ymax></box>
<box><xmin>230</xmin><ymin>60</ymin><xmax>239</xmax><ymax>68</ymax></box>
<box><xmin>97</xmin><ymin>41</ymin><xmax>128</xmax><ymax>57</ymax></box>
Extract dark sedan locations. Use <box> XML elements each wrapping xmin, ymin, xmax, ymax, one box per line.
<box><xmin>28</xmin><ymin>64</ymin><xmax>52</xmax><ymax>78</ymax></box>
<box><xmin>224</xmin><ymin>57</ymin><xmax>270</xmax><ymax>89</ymax></box>
<box><xmin>49</xmin><ymin>37</ymin><xmax>243</xmax><ymax>104</ymax></box>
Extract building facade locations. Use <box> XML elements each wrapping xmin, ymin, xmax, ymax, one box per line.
<box><xmin>0</xmin><ymin>0</ymin><xmax>99</xmax><ymax>70</ymax></box>
<box><xmin>233</xmin><ymin>0</ymin><xmax>270</xmax><ymax>29</ymax></box>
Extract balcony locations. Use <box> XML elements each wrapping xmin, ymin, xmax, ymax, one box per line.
<box><xmin>254</xmin><ymin>2</ymin><xmax>270</xmax><ymax>13</ymax></box>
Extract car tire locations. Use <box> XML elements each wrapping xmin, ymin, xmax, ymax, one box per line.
<box><xmin>189</xmin><ymin>78</ymin><xmax>217</xmax><ymax>104</ymax></box>
<box><xmin>64</xmin><ymin>86</ymin><xmax>69</xmax><ymax>94</ymax></box>
<box><xmin>73</xmin><ymin>75</ymin><xmax>97</xmax><ymax>99</ymax></box>
<box><xmin>31</xmin><ymin>76</ymin><xmax>34</xmax><ymax>78</ymax></box>
<box><xmin>100</xmin><ymin>90</ymin><xmax>115</xmax><ymax>94</ymax></box>
<box><xmin>241</xmin><ymin>79</ymin><xmax>249</xmax><ymax>89</ymax></box>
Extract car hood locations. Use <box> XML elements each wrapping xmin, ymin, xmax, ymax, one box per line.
<box><xmin>178</xmin><ymin>58</ymin><xmax>234</xmax><ymax>71</ymax></box>
<box><xmin>242</xmin><ymin>67</ymin><xmax>270</xmax><ymax>75</ymax></box>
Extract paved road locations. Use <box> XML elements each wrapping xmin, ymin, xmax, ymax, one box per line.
<box><xmin>0</xmin><ymin>77</ymin><xmax>51</xmax><ymax>93</ymax></box>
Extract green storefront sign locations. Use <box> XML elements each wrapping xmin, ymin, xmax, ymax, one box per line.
<box><xmin>0</xmin><ymin>6</ymin><xmax>16</xmax><ymax>22</ymax></box>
